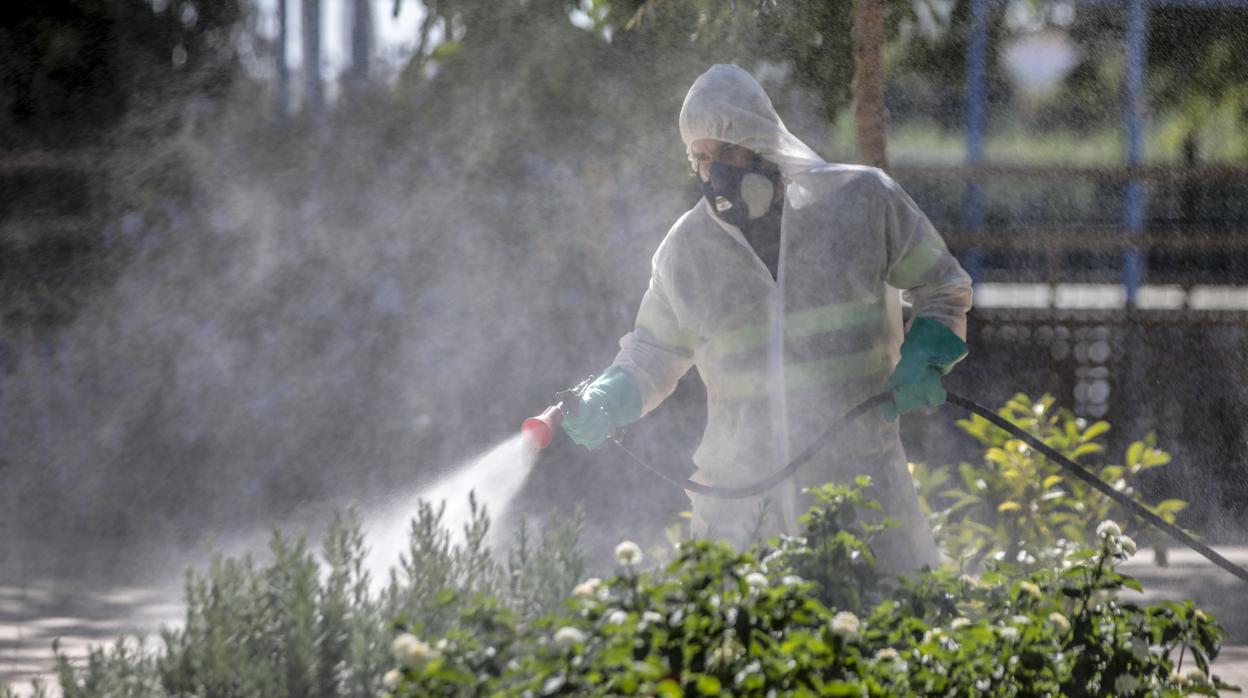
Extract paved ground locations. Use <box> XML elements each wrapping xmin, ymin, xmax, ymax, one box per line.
<box><xmin>2</xmin><ymin>547</ymin><xmax>1246</xmax><ymax>695</ymax></box>
<box><xmin>0</xmin><ymin>579</ymin><xmax>182</xmax><ymax>694</ymax></box>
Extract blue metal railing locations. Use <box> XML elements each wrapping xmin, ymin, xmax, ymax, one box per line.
<box><xmin>961</xmin><ymin>0</ymin><xmax>1248</xmax><ymax>302</ymax></box>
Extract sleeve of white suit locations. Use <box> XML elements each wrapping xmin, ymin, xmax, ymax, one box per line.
<box><xmin>611</xmin><ymin>248</ymin><xmax>699</xmax><ymax>416</ymax></box>
<box><xmin>879</xmin><ymin>173</ymin><xmax>974</xmax><ymax>340</ymax></box>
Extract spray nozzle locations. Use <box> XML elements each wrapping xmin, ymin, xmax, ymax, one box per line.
<box><xmin>520</xmin><ymin>375</ymin><xmax>596</xmax><ymax>450</ymax></box>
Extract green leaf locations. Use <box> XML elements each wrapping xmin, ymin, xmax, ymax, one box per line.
<box><xmin>1069</xmin><ymin>443</ymin><xmax>1103</xmax><ymax>459</ymax></box>
<box><xmin>1142</xmin><ymin>450</ymin><xmax>1172</xmax><ymax>467</ymax></box>
<box><xmin>655</xmin><ymin>679</ymin><xmax>682</xmax><ymax>698</ymax></box>
<box><xmin>1081</xmin><ymin>421</ymin><xmax>1111</xmax><ymax>441</ymax></box>
<box><xmin>1152</xmin><ymin>499</ymin><xmax>1188</xmax><ymax>515</ymax></box>
<box><xmin>697</xmin><ymin>674</ymin><xmax>722</xmax><ymax>695</ymax></box>
<box><xmin>1126</xmin><ymin>441</ymin><xmax>1145</xmax><ymax>467</ymax></box>
<box><xmin>430</xmin><ymin>40</ymin><xmax>463</xmax><ymax>61</ymax></box>
<box><xmin>986</xmin><ymin>448</ymin><xmax>1012</xmax><ymax>465</ymax></box>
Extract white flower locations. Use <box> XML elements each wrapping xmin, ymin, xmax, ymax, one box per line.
<box><xmin>1186</xmin><ymin>669</ymin><xmax>1207</xmax><ymax>684</ymax></box>
<box><xmin>950</xmin><ymin>617</ymin><xmax>971</xmax><ymax>630</ymax></box>
<box><xmin>1118</xmin><ymin>535</ymin><xmax>1137</xmax><ymax>557</ymax></box>
<box><xmin>642</xmin><ymin>611</ymin><xmax>663</xmax><ymax>625</ymax></box>
<box><xmin>1096</xmin><ymin>520</ymin><xmax>1122</xmax><ymax>540</ymax></box>
<box><xmin>614</xmin><ymin>541</ymin><xmax>643</xmax><ymax>566</ymax></box>
<box><xmin>392</xmin><ymin>633</ymin><xmax>419</xmax><ymax>662</ymax></box>
<box><xmin>1011</xmin><ymin>615</ymin><xmax>1030</xmax><ymax>625</ymax></box>
<box><xmin>382</xmin><ymin>669</ymin><xmax>402</xmax><ymax>690</ymax></box>
<box><xmin>780</xmin><ymin>575</ymin><xmax>805</xmax><ymax>586</ymax></box>
<box><xmin>1048</xmin><ymin>612</ymin><xmax>1071</xmax><ymax>632</ymax></box>
<box><xmin>1114</xmin><ymin>675</ymin><xmax>1142</xmax><ymax>695</ymax></box>
<box><xmin>392</xmin><ymin>633</ymin><xmax>438</xmax><ymax>668</ymax></box>
<box><xmin>605</xmin><ymin>609</ymin><xmax>628</xmax><ymax>625</ymax></box>
<box><xmin>830</xmin><ymin>611</ymin><xmax>860</xmax><ymax>639</ymax></box>
<box><xmin>1018</xmin><ymin>581</ymin><xmax>1042</xmax><ymax>598</ymax></box>
<box><xmin>1093</xmin><ymin>589</ymin><xmax>1118</xmax><ymax>606</ymax></box>
<box><xmin>1169</xmin><ymin>669</ymin><xmax>1189</xmax><ymax>686</ymax></box>
<box><xmin>998</xmin><ymin>626</ymin><xmax>1020</xmax><ymax>641</ymax></box>
<box><xmin>745</xmin><ymin>572</ymin><xmax>769</xmax><ymax>590</ymax></box>
<box><xmin>708</xmin><ymin>641</ymin><xmax>740</xmax><ymax>668</ymax></box>
<box><xmin>554</xmin><ymin>626</ymin><xmax>587</xmax><ymax>648</ymax></box>
<box><xmin>572</xmin><ymin>577</ymin><xmax>602</xmax><ymax>598</ymax></box>
<box><xmin>1195</xmin><ymin>609</ymin><xmax>1208</xmax><ymax>623</ymax></box>
<box><xmin>874</xmin><ymin>647</ymin><xmax>900</xmax><ymax>661</ymax></box>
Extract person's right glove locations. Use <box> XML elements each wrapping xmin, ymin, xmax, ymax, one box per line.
<box><xmin>560</xmin><ymin>366</ymin><xmax>643</xmax><ymax>450</ymax></box>
<box><xmin>884</xmin><ymin>317</ymin><xmax>968</xmax><ymax>422</ymax></box>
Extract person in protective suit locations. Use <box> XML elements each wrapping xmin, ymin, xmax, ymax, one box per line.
<box><xmin>562</xmin><ymin>64</ymin><xmax>972</xmax><ymax>573</ymax></box>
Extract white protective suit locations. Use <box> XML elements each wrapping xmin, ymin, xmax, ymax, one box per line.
<box><xmin>610</xmin><ymin>65</ymin><xmax>972</xmax><ymax>573</ymax></box>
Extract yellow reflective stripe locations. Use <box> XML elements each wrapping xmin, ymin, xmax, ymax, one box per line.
<box><xmin>888</xmin><ymin>239</ymin><xmax>945</xmax><ymax>288</ymax></box>
<box><xmin>710</xmin><ymin>299</ymin><xmax>882</xmax><ymax>358</ymax></box>
<box><xmin>716</xmin><ymin>346</ymin><xmax>893</xmax><ymax>401</ymax></box>
<box><xmin>785</xmin><ymin>301</ymin><xmax>883</xmax><ymax>340</ymax></box>
<box><xmin>636</xmin><ymin>294</ymin><xmax>697</xmax><ymax>349</ymax></box>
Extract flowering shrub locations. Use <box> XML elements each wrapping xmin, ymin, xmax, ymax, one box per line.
<box><xmin>381</xmin><ymin>484</ymin><xmax>1236</xmax><ymax>697</ymax></box>
<box><xmin>7</xmin><ymin>399</ymin><xmax>1235</xmax><ymax>697</ymax></box>
<box><xmin>912</xmin><ymin>393</ymin><xmax>1188</xmax><ymax>572</ymax></box>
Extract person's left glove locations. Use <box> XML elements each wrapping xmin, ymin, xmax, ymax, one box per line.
<box><xmin>884</xmin><ymin>317</ymin><xmax>968</xmax><ymax>422</ymax></box>
<box><xmin>560</xmin><ymin>366</ymin><xmax>643</xmax><ymax>449</ymax></box>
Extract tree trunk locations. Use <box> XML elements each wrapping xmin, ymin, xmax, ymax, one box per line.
<box><xmin>853</xmin><ymin>0</ymin><xmax>889</xmax><ymax>172</ymax></box>
<box><xmin>277</xmin><ymin>0</ymin><xmax>289</xmax><ymax>119</ymax></box>
<box><xmin>349</xmin><ymin>0</ymin><xmax>371</xmax><ymax>89</ymax></box>
<box><xmin>302</xmin><ymin>0</ymin><xmax>323</xmax><ymax>113</ymax></box>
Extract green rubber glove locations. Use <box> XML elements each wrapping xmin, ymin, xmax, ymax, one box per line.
<box><xmin>884</xmin><ymin>317</ymin><xmax>968</xmax><ymax>422</ymax></box>
<box><xmin>561</xmin><ymin>366</ymin><xmax>644</xmax><ymax>450</ymax></box>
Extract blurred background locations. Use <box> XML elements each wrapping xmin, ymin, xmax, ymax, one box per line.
<box><xmin>1</xmin><ymin>0</ymin><xmax>1246</xmax><ymax>583</ymax></box>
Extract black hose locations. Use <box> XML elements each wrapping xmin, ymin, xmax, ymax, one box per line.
<box><xmin>611</xmin><ymin>392</ymin><xmax>890</xmax><ymax>500</ymax></box>
<box><xmin>611</xmin><ymin>390</ymin><xmax>1248</xmax><ymax>586</ymax></box>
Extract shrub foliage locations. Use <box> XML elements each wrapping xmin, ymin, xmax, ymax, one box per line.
<box><xmin>912</xmin><ymin>393</ymin><xmax>1188</xmax><ymax>572</ymax></box>
<box><xmin>382</xmin><ymin>481</ymin><xmax>1233</xmax><ymax>697</ymax></box>
<box><xmin>5</xmin><ymin>397</ymin><xmax>1240</xmax><ymax>697</ymax></box>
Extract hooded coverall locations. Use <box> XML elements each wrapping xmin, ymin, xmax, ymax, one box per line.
<box><xmin>609</xmin><ymin>65</ymin><xmax>973</xmax><ymax>572</ymax></box>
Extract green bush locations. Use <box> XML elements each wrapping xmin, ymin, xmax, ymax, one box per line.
<box><xmin>7</xmin><ymin>398</ymin><xmax>1238</xmax><ymax>697</ymax></box>
<box><xmin>380</xmin><ymin>481</ymin><xmax>1234</xmax><ymax>697</ymax></box>
<box><xmin>912</xmin><ymin>393</ymin><xmax>1188</xmax><ymax>572</ymax></box>
<box><xmin>32</xmin><ymin>500</ymin><xmax>583</xmax><ymax>698</ymax></box>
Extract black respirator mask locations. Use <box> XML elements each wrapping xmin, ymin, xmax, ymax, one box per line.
<box><xmin>699</xmin><ymin>157</ymin><xmax>782</xmax><ymax>229</ymax></box>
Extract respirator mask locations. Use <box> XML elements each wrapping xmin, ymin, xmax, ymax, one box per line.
<box><xmin>699</xmin><ymin>156</ymin><xmax>782</xmax><ymax>229</ymax></box>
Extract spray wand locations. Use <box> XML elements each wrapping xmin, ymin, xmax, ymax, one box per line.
<box><xmin>522</xmin><ymin>388</ymin><xmax>1248</xmax><ymax>586</ymax></box>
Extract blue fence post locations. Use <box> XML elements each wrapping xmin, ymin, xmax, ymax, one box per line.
<box><xmin>963</xmin><ymin>0</ymin><xmax>990</xmax><ymax>284</ymax></box>
<box><xmin>1123</xmin><ymin>0</ymin><xmax>1148</xmax><ymax>306</ymax></box>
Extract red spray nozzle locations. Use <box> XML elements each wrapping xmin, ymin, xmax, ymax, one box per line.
<box><xmin>521</xmin><ymin>403</ymin><xmax>564</xmax><ymax>450</ymax></box>
<box><xmin>522</xmin><ymin>376</ymin><xmax>594</xmax><ymax>451</ymax></box>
